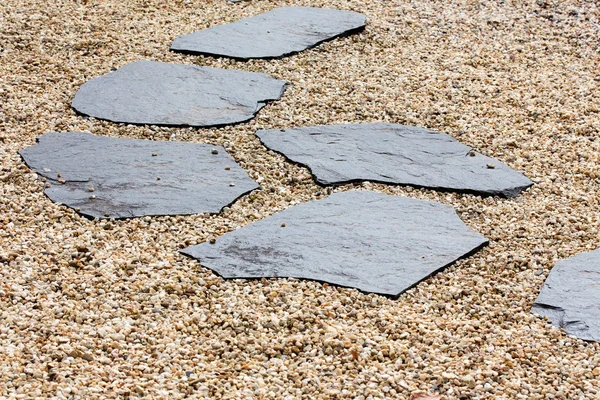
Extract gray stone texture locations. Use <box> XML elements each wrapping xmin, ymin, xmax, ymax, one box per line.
<box><xmin>181</xmin><ymin>191</ymin><xmax>488</xmax><ymax>296</ymax></box>
<box><xmin>170</xmin><ymin>7</ymin><xmax>366</xmax><ymax>60</ymax></box>
<box><xmin>71</xmin><ymin>60</ymin><xmax>286</xmax><ymax>127</ymax></box>
<box><xmin>532</xmin><ymin>249</ymin><xmax>600</xmax><ymax>342</ymax></box>
<box><xmin>19</xmin><ymin>132</ymin><xmax>259</xmax><ymax>219</ymax></box>
<box><xmin>257</xmin><ymin>123</ymin><xmax>533</xmax><ymax>197</ymax></box>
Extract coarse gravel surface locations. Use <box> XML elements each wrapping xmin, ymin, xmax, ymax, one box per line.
<box><xmin>1</xmin><ymin>0</ymin><xmax>599</xmax><ymax>399</ymax></box>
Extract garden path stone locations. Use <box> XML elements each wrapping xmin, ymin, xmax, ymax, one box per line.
<box><xmin>257</xmin><ymin>123</ymin><xmax>533</xmax><ymax>197</ymax></box>
<box><xmin>72</xmin><ymin>60</ymin><xmax>286</xmax><ymax>127</ymax></box>
<box><xmin>19</xmin><ymin>132</ymin><xmax>259</xmax><ymax>219</ymax></box>
<box><xmin>181</xmin><ymin>191</ymin><xmax>488</xmax><ymax>297</ymax></box>
<box><xmin>171</xmin><ymin>7</ymin><xmax>366</xmax><ymax>60</ymax></box>
<box><xmin>532</xmin><ymin>249</ymin><xmax>600</xmax><ymax>342</ymax></box>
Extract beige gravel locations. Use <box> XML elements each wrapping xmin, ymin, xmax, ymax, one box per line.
<box><xmin>1</xmin><ymin>0</ymin><xmax>600</xmax><ymax>398</ymax></box>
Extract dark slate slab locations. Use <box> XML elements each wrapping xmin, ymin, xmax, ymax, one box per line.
<box><xmin>181</xmin><ymin>191</ymin><xmax>488</xmax><ymax>297</ymax></box>
<box><xmin>19</xmin><ymin>132</ymin><xmax>259</xmax><ymax>219</ymax></box>
<box><xmin>71</xmin><ymin>61</ymin><xmax>286</xmax><ymax>127</ymax></box>
<box><xmin>256</xmin><ymin>123</ymin><xmax>533</xmax><ymax>198</ymax></box>
<box><xmin>532</xmin><ymin>249</ymin><xmax>600</xmax><ymax>342</ymax></box>
<box><xmin>170</xmin><ymin>7</ymin><xmax>366</xmax><ymax>60</ymax></box>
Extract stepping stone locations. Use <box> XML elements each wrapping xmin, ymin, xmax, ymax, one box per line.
<box><xmin>72</xmin><ymin>60</ymin><xmax>286</xmax><ymax>127</ymax></box>
<box><xmin>19</xmin><ymin>132</ymin><xmax>259</xmax><ymax>219</ymax></box>
<box><xmin>170</xmin><ymin>7</ymin><xmax>366</xmax><ymax>60</ymax></box>
<box><xmin>257</xmin><ymin>123</ymin><xmax>533</xmax><ymax>197</ymax></box>
<box><xmin>532</xmin><ymin>249</ymin><xmax>600</xmax><ymax>342</ymax></box>
<box><xmin>181</xmin><ymin>191</ymin><xmax>488</xmax><ymax>296</ymax></box>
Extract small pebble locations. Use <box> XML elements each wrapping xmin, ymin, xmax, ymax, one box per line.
<box><xmin>211</xmin><ymin>149</ymin><xmax>219</xmax><ymax>154</ymax></box>
<box><xmin>3</xmin><ymin>1</ymin><xmax>599</xmax><ymax>398</ymax></box>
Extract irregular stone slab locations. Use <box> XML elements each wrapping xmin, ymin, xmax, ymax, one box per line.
<box><xmin>19</xmin><ymin>132</ymin><xmax>259</xmax><ymax>219</ymax></box>
<box><xmin>257</xmin><ymin>123</ymin><xmax>533</xmax><ymax>197</ymax></box>
<box><xmin>170</xmin><ymin>7</ymin><xmax>366</xmax><ymax>60</ymax></box>
<box><xmin>532</xmin><ymin>249</ymin><xmax>600</xmax><ymax>342</ymax></box>
<box><xmin>181</xmin><ymin>191</ymin><xmax>488</xmax><ymax>296</ymax></box>
<box><xmin>72</xmin><ymin>60</ymin><xmax>286</xmax><ymax>127</ymax></box>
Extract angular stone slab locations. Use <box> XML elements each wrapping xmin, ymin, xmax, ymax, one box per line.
<box><xmin>19</xmin><ymin>132</ymin><xmax>259</xmax><ymax>219</ymax></box>
<box><xmin>257</xmin><ymin>123</ymin><xmax>533</xmax><ymax>197</ymax></box>
<box><xmin>170</xmin><ymin>7</ymin><xmax>366</xmax><ymax>60</ymax></box>
<box><xmin>181</xmin><ymin>191</ymin><xmax>488</xmax><ymax>296</ymax></box>
<box><xmin>532</xmin><ymin>249</ymin><xmax>600</xmax><ymax>342</ymax></box>
<box><xmin>72</xmin><ymin>60</ymin><xmax>287</xmax><ymax>127</ymax></box>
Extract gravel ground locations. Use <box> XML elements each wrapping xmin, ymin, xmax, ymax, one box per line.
<box><xmin>1</xmin><ymin>0</ymin><xmax>600</xmax><ymax>398</ymax></box>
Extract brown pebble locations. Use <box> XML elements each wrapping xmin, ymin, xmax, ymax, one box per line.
<box><xmin>88</xmin><ymin>187</ymin><xmax>94</xmax><ymax>192</ymax></box>
<box><xmin>211</xmin><ymin>149</ymin><xmax>219</xmax><ymax>154</ymax></box>
<box><xmin>486</xmin><ymin>163</ymin><xmax>496</xmax><ymax>169</ymax></box>
<box><xmin>229</xmin><ymin>183</ymin><xmax>235</xmax><ymax>187</ymax></box>
<box><xmin>209</xmin><ymin>237</ymin><xmax>216</xmax><ymax>244</ymax></box>
<box><xmin>224</xmin><ymin>166</ymin><xmax>231</xmax><ymax>170</ymax></box>
<box><xmin>280</xmin><ymin>222</ymin><xmax>286</xmax><ymax>227</ymax></box>
<box><xmin>3</xmin><ymin>1</ymin><xmax>598</xmax><ymax>397</ymax></box>
<box><xmin>152</xmin><ymin>152</ymin><xmax>157</xmax><ymax>156</ymax></box>
<box><xmin>89</xmin><ymin>195</ymin><xmax>96</xmax><ymax>199</ymax></box>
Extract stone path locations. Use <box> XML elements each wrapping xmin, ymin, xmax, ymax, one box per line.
<box><xmin>171</xmin><ymin>7</ymin><xmax>366</xmax><ymax>60</ymax></box>
<box><xmin>181</xmin><ymin>191</ymin><xmax>488</xmax><ymax>297</ymax></box>
<box><xmin>257</xmin><ymin>123</ymin><xmax>533</xmax><ymax>197</ymax></box>
<box><xmin>532</xmin><ymin>249</ymin><xmax>600</xmax><ymax>342</ymax></box>
<box><xmin>30</xmin><ymin>7</ymin><xmax>536</xmax><ymax>298</ymax></box>
<box><xmin>19</xmin><ymin>132</ymin><xmax>258</xmax><ymax>219</ymax></box>
<box><xmin>25</xmin><ymin>5</ymin><xmax>580</xmax><ymax>344</ymax></box>
<box><xmin>72</xmin><ymin>60</ymin><xmax>287</xmax><ymax>127</ymax></box>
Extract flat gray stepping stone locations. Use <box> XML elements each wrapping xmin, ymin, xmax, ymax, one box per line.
<box><xmin>19</xmin><ymin>132</ymin><xmax>259</xmax><ymax>219</ymax></box>
<box><xmin>72</xmin><ymin>60</ymin><xmax>286</xmax><ymax>127</ymax></box>
<box><xmin>257</xmin><ymin>123</ymin><xmax>533</xmax><ymax>197</ymax></box>
<box><xmin>170</xmin><ymin>7</ymin><xmax>366</xmax><ymax>60</ymax></box>
<box><xmin>181</xmin><ymin>191</ymin><xmax>488</xmax><ymax>296</ymax></box>
<box><xmin>532</xmin><ymin>249</ymin><xmax>600</xmax><ymax>342</ymax></box>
